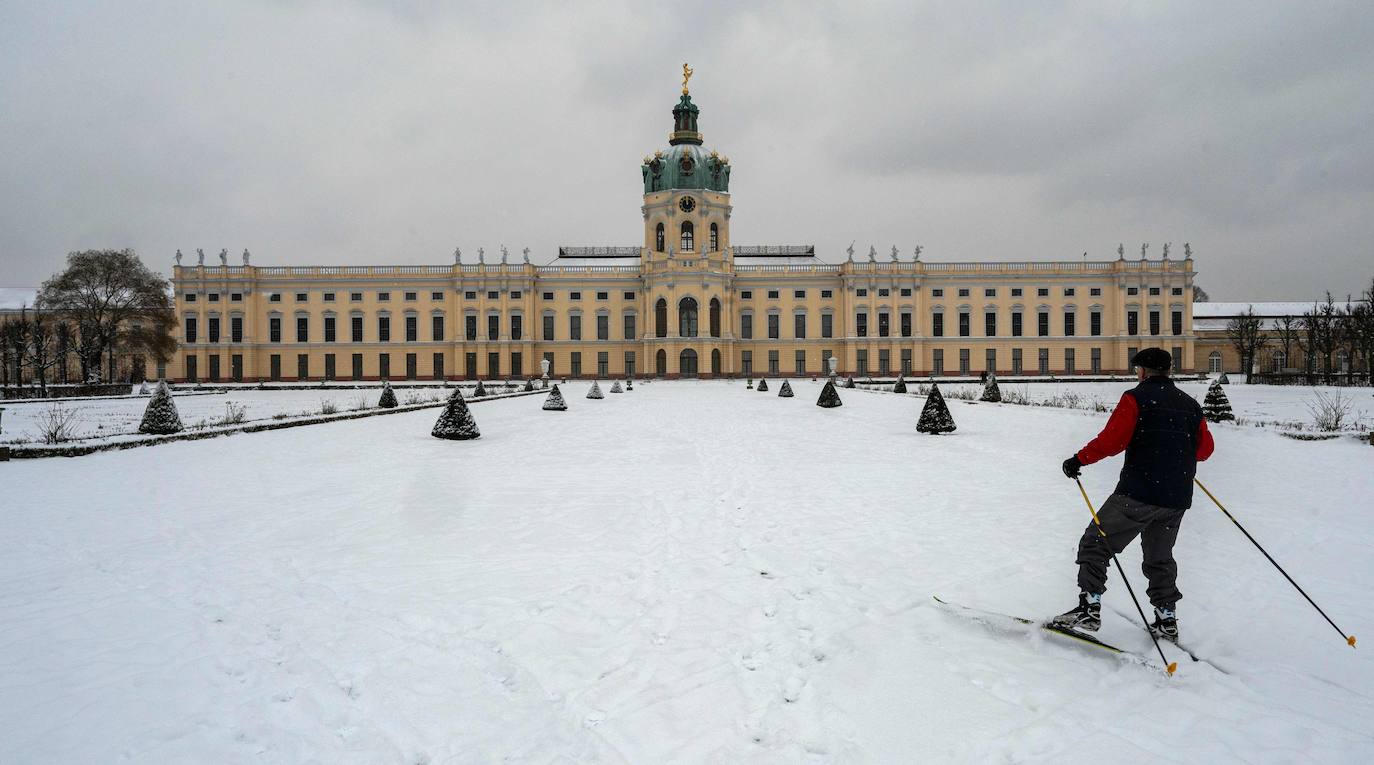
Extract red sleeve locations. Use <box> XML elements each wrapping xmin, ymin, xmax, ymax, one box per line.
<box><xmin>1196</xmin><ymin>419</ymin><xmax>1214</xmax><ymax>461</ymax></box>
<box><xmin>1076</xmin><ymin>393</ymin><xmax>1138</xmax><ymax>465</ymax></box>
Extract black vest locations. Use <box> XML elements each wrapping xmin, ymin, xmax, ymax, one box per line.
<box><xmin>1115</xmin><ymin>377</ymin><xmax>1204</xmax><ymax>510</ymax></box>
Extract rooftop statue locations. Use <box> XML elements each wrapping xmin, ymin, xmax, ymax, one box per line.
<box><xmin>890</xmin><ymin>244</ymin><xmax>899</xmax><ymax>261</ymax></box>
<box><xmin>1118</xmin><ymin>243</ymin><xmax>1125</xmax><ymax>260</ymax></box>
<box><xmin>242</xmin><ymin>248</ymin><xmax>251</xmax><ymax>265</ymax></box>
<box><xmin>454</xmin><ymin>246</ymin><xmax>462</xmax><ymax>264</ymax></box>
<box><xmin>1184</xmin><ymin>242</ymin><xmax>1193</xmax><ymax>259</ymax></box>
<box><xmin>1140</xmin><ymin>242</ymin><xmax>1149</xmax><ymax>260</ymax></box>
<box><xmin>478</xmin><ymin>247</ymin><xmax>485</xmax><ymax>264</ymax></box>
<box><xmin>501</xmin><ymin>245</ymin><xmax>509</xmax><ymax>264</ymax></box>
<box><xmin>682</xmin><ymin>62</ymin><xmax>693</xmax><ymax>95</ymax></box>
<box><xmin>846</xmin><ymin>241</ymin><xmax>855</xmax><ymax>262</ymax></box>
<box><xmin>1162</xmin><ymin>242</ymin><xmax>1171</xmax><ymax>260</ymax></box>
<box><xmin>197</xmin><ymin>248</ymin><xmax>205</xmax><ymax>266</ymax></box>
<box><xmin>522</xmin><ymin>247</ymin><xmax>531</xmax><ymax>264</ymax></box>
<box><xmin>868</xmin><ymin>245</ymin><xmax>877</xmax><ymax>262</ymax></box>
<box><xmin>219</xmin><ymin>248</ymin><xmax>228</xmax><ymax>266</ymax></box>
<box><xmin>174</xmin><ymin>249</ymin><xmax>183</xmax><ymax>266</ymax></box>
<box><xmin>914</xmin><ymin>245</ymin><xmax>923</xmax><ymax>261</ymax></box>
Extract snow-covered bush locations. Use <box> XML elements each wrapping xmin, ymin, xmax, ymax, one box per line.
<box><xmin>778</xmin><ymin>380</ymin><xmax>794</xmax><ymax>398</ymax></box>
<box><xmin>844</xmin><ymin>377</ymin><xmax>856</xmax><ymax>389</ymax></box>
<box><xmin>543</xmin><ymin>384</ymin><xmax>568</xmax><ymax>411</ymax></box>
<box><xmin>137</xmin><ymin>382</ymin><xmax>150</xmax><ymax>395</ymax></box>
<box><xmin>37</xmin><ymin>403</ymin><xmax>85</xmax><ymax>443</ymax></box>
<box><xmin>351</xmin><ymin>393</ymin><xmax>369</xmax><ymax>410</ymax></box>
<box><xmin>378</xmin><ymin>381</ymin><xmax>398</xmax><ymax>409</ymax></box>
<box><xmin>757</xmin><ymin>378</ymin><xmax>769</xmax><ymax>392</ymax></box>
<box><xmin>319</xmin><ymin>399</ymin><xmax>338</xmax><ymax>415</ymax></box>
<box><xmin>816</xmin><ymin>379</ymin><xmax>843</xmax><ymax>408</ymax></box>
<box><xmin>217</xmin><ymin>402</ymin><xmax>247</xmax><ymax>426</ymax></box>
<box><xmin>586</xmin><ymin>380</ymin><xmax>604</xmax><ymax>399</ymax></box>
<box><xmin>1202</xmin><ymin>381</ymin><xmax>1235</xmax><ymax>423</ymax></box>
<box><xmin>610</xmin><ymin>380</ymin><xmax>623</xmax><ymax>393</ymax></box>
<box><xmin>474</xmin><ymin>381</ymin><xmax>488</xmax><ymax>398</ymax></box>
<box><xmin>431</xmin><ymin>389</ymin><xmax>481</xmax><ymax>440</ymax></box>
<box><xmin>1307</xmin><ymin>389</ymin><xmax>1351</xmax><ymax>432</ymax></box>
<box><xmin>1218</xmin><ymin>372</ymin><xmax>1231</xmax><ymax>384</ymax></box>
<box><xmin>980</xmin><ymin>374</ymin><xmax>1002</xmax><ymax>403</ymax></box>
<box><xmin>892</xmin><ymin>375</ymin><xmax>907</xmax><ymax>394</ymax></box>
<box><xmin>917</xmin><ymin>384</ymin><xmax>957</xmax><ymax>434</ymax></box>
<box><xmin>137</xmin><ymin>381</ymin><xmax>184</xmax><ymax>435</ymax></box>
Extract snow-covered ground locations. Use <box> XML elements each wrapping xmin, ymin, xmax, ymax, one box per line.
<box><xmin>3</xmin><ymin>381</ymin><xmax>1372</xmax><ymax>762</ymax></box>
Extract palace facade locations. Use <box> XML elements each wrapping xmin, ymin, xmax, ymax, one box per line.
<box><xmin>167</xmin><ymin>80</ymin><xmax>1198</xmax><ymax>383</ymax></box>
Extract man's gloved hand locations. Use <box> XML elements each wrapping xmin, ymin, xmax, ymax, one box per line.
<box><xmin>1062</xmin><ymin>455</ymin><xmax>1083</xmax><ymax>479</ymax></box>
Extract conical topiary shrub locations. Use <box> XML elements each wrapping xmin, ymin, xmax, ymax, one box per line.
<box><xmin>138</xmin><ymin>380</ymin><xmax>184</xmax><ymax>434</ymax></box>
<box><xmin>378</xmin><ymin>381</ymin><xmax>398</xmax><ymax>408</ymax></box>
<box><xmin>778</xmin><ymin>380</ymin><xmax>794</xmax><ymax>398</ymax></box>
<box><xmin>817</xmin><ymin>379</ymin><xmax>843</xmax><ymax>408</ymax></box>
<box><xmin>979</xmin><ymin>374</ymin><xmax>1002</xmax><ymax>403</ymax></box>
<box><xmin>1218</xmin><ymin>372</ymin><xmax>1230</xmax><ymax>385</ymax></box>
<box><xmin>610</xmin><ymin>380</ymin><xmax>623</xmax><ymax>393</ymax></box>
<box><xmin>543</xmin><ymin>384</ymin><xmax>568</xmax><ymax>411</ymax></box>
<box><xmin>138</xmin><ymin>381</ymin><xmax>150</xmax><ymax>395</ymax></box>
<box><xmin>523</xmin><ymin>379</ymin><xmax>534</xmax><ymax>392</ymax></box>
<box><xmin>917</xmin><ymin>384</ymin><xmax>957</xmax><ymax>434</ymax></box>
<box><xmin>432</xmin><ymin>389</ymin><xmax>481</xmax><ymax>440</ymax></box>
<box><xmin>893</xmin><ymin>375</ymin><xmax>907</xmax><ymax>393</ymax></box>
<box><xmin>757</xmin><ymin>378</ymin><xmax>769</xmax><ymax>392</ymax></box>
<box><xmin>844</xmin><ymin>376</ymin><xmax>856</xmax><ymax>389</ymax></box>
<box><xmin>1202</xmin><ymin>380</ymin><xmax>1235</xmax><ymax>422</ymax></box>
<box><xmin>587</xmin><ymin>380</ymin><xmax>604</xmax><ymax>399</ymax></box>
<box><xmin>474</xmin><ymin>380</ymin><xmax>488</xmax><ymax>397</ymax></box>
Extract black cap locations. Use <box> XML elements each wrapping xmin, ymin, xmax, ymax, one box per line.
<box><xmin>1131</xmin><ymin>347</ymin><xmax>1172</xmax><ymax>371</ymax></box>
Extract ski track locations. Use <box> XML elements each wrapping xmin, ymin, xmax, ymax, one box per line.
<box><xmin>2</xmin><ymin>380</ymin><xmax>1372</xmax><ymax>763</ymax></box>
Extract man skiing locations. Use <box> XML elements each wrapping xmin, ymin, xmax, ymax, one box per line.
<box><xmin>1055</xmin><ymin>348</ymin><xmax>1214</xmax><ymax>642</ymax></box>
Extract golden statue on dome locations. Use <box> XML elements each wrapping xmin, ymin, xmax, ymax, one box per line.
<box><xmin>682</xmin><ymin>63</ymin><xmax>693</xmax><ymax>94</ymax></box>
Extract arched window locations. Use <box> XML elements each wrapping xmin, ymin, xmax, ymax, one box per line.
<box><xmin>1208</xmin><ymin>351</ymin><xmax>1222</xmax><ymax>374</ymax></box>
<box><xmin>1271</xmin><ymin>350</ymin><xmax>1286</xmax><ymax>372</ymax></box>
<box><xmin>655</xmin><ymin>298</ymin><xmax>668</xmax><ymax>338</ymax></box>
<box><xmin>711</xmin><ymin>348</ymin><xmax>722</xmax><ymax>375</ymax></box>
<box><xmin>680</xmin><ymin>221</ymin><xmax>695</xmax><ymax>252</ymax></box>
<box><xmin>680</xmin><ymin>348</ymin><xmax>699</xmax><ymax>378</ymax></box>
<box><xmin>709</xmin><ymin>297</ymin><xmax>721</xmax><ymax>338</ymax></box>
<box><xmin>655</xmin><ymin>223</ymin><xmax>665</xmax><ymax>252</ymax></box>
<box><xmin>679</xmin><ymin>296</ymin><xmax>699</xmax><ymax>337</ymax></box>
<box><xmin>709</xmin><ymin>223</ymin><xmax>719</xmax><ymax>252</ymax></box>
<box><xmin>656</xmin><ymin>349</ymin><xmax>667</xmax><ymax>376</ymax></box>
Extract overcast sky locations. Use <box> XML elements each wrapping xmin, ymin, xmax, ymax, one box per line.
<box><xmin>2</xmin><ymin>1</ymin><xmax>1371</xmax><ymax>300</ymax></box>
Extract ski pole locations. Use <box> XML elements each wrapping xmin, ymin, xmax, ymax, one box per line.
<box><xmin>1075</xmin><ymin>478</ymin><xmax>1178</xmax><ymax>677</ymax></box>
<box><xmin>1195</xmin><ymin>478</ymin><xmax>1356</xmax><ymax>649</ymax></box>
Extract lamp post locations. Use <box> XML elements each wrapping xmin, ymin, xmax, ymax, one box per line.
<box><xmin>0</xmin><ymin>406</ymin><xmax>7</xmax><ymax>461</ymax></box>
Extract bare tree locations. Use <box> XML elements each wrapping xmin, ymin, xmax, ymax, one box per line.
<box><xmin>24</xmin><ymin>306</ymin><xmax>63</xmax><ymax>395</ymax></box>
<box><xmin>1274</xmin><ymin>314</ymin><xmax>1300</xmax><ymax>374</ymax></box>
<box><xmin>1225</xmin><ymin>306</ymin><xmax>1267</xmax><ymax>384</ymax></box>
<box><xmin>1300</xmin><ymin>294</ymin><xmax>1340</xmax><ymax>384</ymax></box>
<box><xmin>3</xmin><ymin>310</ymin><xmax>31</xmax><ymax>391</ymax></box>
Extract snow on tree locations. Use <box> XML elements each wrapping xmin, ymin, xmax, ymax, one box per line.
<box><xmin>1218</xmin><ymin>372</ymin><xmax>1230</xmax><ymax>385</ymax></box>
<box><xmin>474</xmin><ymin>380</ymin><xmax>488</xmax><ymax>397</ymax></box>
<box><xmin>917</xmin><ymin>384</ymin><xmax>957</xmax><ymax>434</ymax></box>
<box><xmin>980</xmin><ymin>374</ymin><xmax>1002</xmax><ymax>403</ymax></box>
<box><xmin>137</xmin><ymin>380</ymin><xmax>184</xmax><ymax>434</ymax></box>
<box><xmin>1202</xmin><ymin>380</ymin><xmax>1235</xmax><ymax>422</ymax></box>
<box><xmin>844</xmin><ymin>376</ymin><xmax>856</xmax><ymax>389</ymax></box>
<box><xmin>543</xmin><ymin>384</ymin><xmax>568</xmax><ymax>411</ymax></box>
<box><xmin>610</xmin><ymin>380</ymin><xmax>623</xmax><ymax>393</ymax></box>
<box><xmin>816</xmin><ymin>379</ymin><xmax>843</xmax><ymax>408</ymax></box>
<box><xmin>757</xmin><ymin>378</ymin><xmax>769</xmax><ymax>392</ymax></box>
<box><xmin>431</xmin><ymin>388</ymin><xmax>481</xmax><ymax>440</ymax></box>
<box><xmin>778</xmin><ymin>380</ymin><xmax>794</xmax><ymax>398</ymax></box>
<box><xmin>587</xmin><ymin>380</ymin><xmax>604</xmax><ymax>399</ymax></box>
<box><xmin>137</xmin><ymin>381</ymin><xmax>150</xmax><ymax>395</ymax></box>
<box><xmin>523</xmin><ymin>379</ymin><xmax>534</xmax><ymax>392</ymax></box>
<box><xmin>377</xmin><ymin>381</ymin><xmax>398</xmax><ymax>408</ymax></box>
<box><xmin>892</xmin><ymin>375</ymin><xmax>907</xmax><ymax>393</ymax></box>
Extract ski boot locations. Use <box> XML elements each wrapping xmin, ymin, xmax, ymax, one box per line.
<box><xmin>1052</xmin><ymin>592</ymin><xmax>1102</xmax><ymax>632</ymax></box>
<box><xmin>1150</xmin><ymin>607</ymin><xmax>1179</xmax><ymax>643</ymax></box>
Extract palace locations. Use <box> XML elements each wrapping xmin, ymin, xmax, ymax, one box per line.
<box><xmin>166</xmin><ymin>74</ymin><xmax>1197</xmax><ymax>384</ymax></box>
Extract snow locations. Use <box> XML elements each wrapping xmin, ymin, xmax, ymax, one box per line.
<box><xmin>3</xmin><ymin>381</ymin><xmax>1373</xmax><ymax>761</ymax></box>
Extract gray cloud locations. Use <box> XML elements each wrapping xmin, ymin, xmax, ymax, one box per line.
<box><xmin>2</xmin><ymin>1</ymin><xmax>1371</xmax><ymax>300</ymax></box>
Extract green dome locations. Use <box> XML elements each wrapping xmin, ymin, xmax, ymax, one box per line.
<box><xmin>641</xmin><ymin>92</ymin><xmax>731</xmax><ymax>193</ymax></box>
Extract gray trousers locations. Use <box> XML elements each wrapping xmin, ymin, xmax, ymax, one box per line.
<box><xmin>1075</xmin><ymin>493</ymin><xmax>1186</xmax><ymax>609</ymax></box>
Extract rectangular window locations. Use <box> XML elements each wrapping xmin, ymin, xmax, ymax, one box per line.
<box><xmin>1172</xmin><ymin>347</ymin><xmax>1182</xmax><ymax>371</ymax></box>
<box><xmin>296</xmin><ymin>353</ymin><xmax>308</xmax><ymax>380</ymax></box>
<box><xmin>185</xmin><ymin>316</ymin><xmax>198</xmax><ymax>343</ymax></box>
<box><xmin>208</xmin><ymin>316</ymin><xmax>221</xmax><ymax>343</ymax></box>
<box><xmin>624</xmin><ymin>351</ymin><xmax>636</xmax><ymax>377</ymax></box>
<box><xmin>901</xmin><ymin>348</ymin><xmax>912</xmax><ymax>375</ymax></box>
<box><xmin>1065</xmin><ymin>348</ymin><xmax>1076</xmax><ymax>375</ymax></box>
<box><xmin>350</xmin><ymin>316</ymin><xmax>363</xmax><ymax>342</ymax></box>
<box><xmin>432</xmin><ymin>315</ymin><xmax>444</xmax><ymax>341</ymax></box>
<box><xmin>569</xmin><ymin>352</ymin><xmax>581</xmax><ymax>377</ymax></box>
<box><xmin>624</xmin><ymin>291</ymin><xmax>636</xmax><ymax>300</ymax></box>
<box><xmin>487</xmin><ymin>352</ymin><xmax>500</xmax><ymax>377</ymax></box>
<box><xmin>488</xmin><ymin>314</ymin><xmax>500</xmax><ymax>341</ymax></box>
<box><xmin>1037</xmin><ymin>312</ymin><xmax>1049</xmax><ymax>337</ymax></box>
<box><xmin>543</xmin><ymin>314</ymin><xmax>556</xmax><ymax>341</ymax></box>
<box><xmin>741</xmin><ymin>350</ymin><xmax>753</xmax><ymax>376</ymax></box>
<box><xmin>959</xmin><ymin>348</ymin><xmax>970</xmax><ymax>376</ymax></box>
<box><xmin>465</xmin><ymin>291</ymin><xmax>476</xmax><ymax>300</ymax></box>
<box><xmin>822</xmin><ymin>349</ymin><xmax>833</xmax><ymax>373</ymax></box>
<box><xmin>878</xmin><ymin>349</ymin><xmax>890</xmax><ymax>375</ymax></box>
<box><xmin>932</xmin><ymin>349</ymin><xmax>944</xmax><ymax>376</ymax></box>
<box><xmin>794</xmin><ymin>313</ymin><xmax>807</xmax><ymax>339</ymax></box>
<box><xmin>488</xmin><ymin>291</ymin><xmax>499</xmax><ymax>300</ymax></box>
<box><xmin>295</xmin><ymin>316</ymin><xmax>308</xmax><ymax>343</ymax></box>
<box><xmin>1149</xmin><ymin>310</ymin><xmax>1161</xmax><ymax>336</ymax></box>
<box><xmin>324</xmin><ymin>316</ymin><xmax>336</xmax><ymax>343</ymax></box>
<box><xmin>404</xmin><ymin>292</ymin><xmax>417</xmax><ymax>302</ymax></box>
<box><xmin>768</xmin><ymin>290</ymin><xmax>780</xmax><ymax>299</ymax></box>
<box><xmin>378</xmin><ymin>292</ymin><xmax>390</xmax><ymax>302</ymax></box>
<box><xmin>1172</xmin><ymin>287</ymin><xmax>1184</xmax><ymax>296</ymax></box>
<box><xmin>878</xmin><ymin>312</ymin><xmax>890</xmax><ymax>338</ymax></box>
<box><xmin>432</xmin><ymin>292</ymin><xmax>443</xmax><ymax>301</ymax></box>
<box><xmin>352</xmin><ymin>353</ymin><xmax>364</xmax><ymax>380</ymax></box>
<box><xmin>542</xmin><ymin>351</ymin><xmax>555</xmax><ymax>378</ymax></box>
<box><xmin>1012</xmin><ymin>348</ymin><xmax>1022</xmax><ymax>375</ymax></box>
<box><xmin>1011</xmin><ymin>312</ymin><xmax>1022</xmax><ymax>337</ymax></box>
<box><xmin>900</xmin><ymin>288</ymin><xmax>911</xmax><ymax>297</ymax></box>
<box><xmin>208</xmin><ymin>354</ymin><xmax>220</xmax><ymax>381</ymax></box>
<box><xmin>821</xmin><ymin>313</ymin><xmax>833</xmax><ymax>338</ymax></box>
<box><xmin>932</xmin><ymin>312</ymin><xmax>944</xmax><ymax>337</ymax></box>
<box><xmin>1091</xmin><ymin>312</ymin><xmax>1102</xmax><ymax>337</ymax></box>
<box><xmin>741</xmin><ymin>314</ymin><xmax>753</xmax><ymax>339</ymax></box>
<box><xmin>986</xmin><ymin>348</ymin><xmax>996</xmax><ymax>374</ymax></box>
<box><xmin>1149</xmin><ymin>287</ymin><xmax>1161</xmax><ymax>296</ymax></box>
<box><xmin>768</xmin><ymin>314</ymin><xmax>780</xmax><ymax>339</ymax></box>
<box><xmin>900</xmin><ymin>312</ymin><xmax>912</xmax><ymax>337</ymax></box>
<box><xmin>984</xmin><ymin>288</ymin><xmax>996</xmax><ymax>298</ymax></box>
<box><xmin>378</xmin><ymin>316</ymin><xmax>391</xmax><ymax>342</ymax></box>
<box><xmin>597</xmin><ymin>291</ymin><xmax>608</xmax><ymax>301</ymax></box>
<box><xmin>597</xmin><ymin>314</ymin><xmax>609</xmax><ymax>341</ymax></box>
<box><xmin>856</xmin><ymin>313</ymin><xmax>868</xmax><ymax>338</ymax></box>
<box><xmin>741</xmin><ymin>290</ymin><xmax>752</xmax><ymax>299</ymax></box>
<box><xmin>542</xmin><ymin>292</ymin><xmax>554</xmax><ymax>300</ymax></box>
<box><xmin>187</xmin><ymin>293</ymin><xmax>199</xmax><ymax>303</ymax></box>
<box><xmin>1064</xmin><ymin>287</ymin><xmax>1075</xmax><ymax>297</ymax></box>
<box><xmin>406</xmin><ymin>315</ymin><xmax>417</xmax><ymax>342</ymax></box>
<box><xmin>1090</xmin><ymin>288</ymin><xmax>1102</xmax><ymax>296</ymax></box>
<box><xmin>856</xmin><ymin>289</ymin><xmax>867</xmax><ymax>297</ymax></box>
<box><xmin>465</xmin><ymin>352</ymin><xmax>478</xmax><ymax>378</ymax></box>
<box><xmin>230</xmin><ymin>293</ymin><xmax>243</xmax><ymax>303</ymax></box>
<box><xmin>406</xmin><ymin>353</ymin><xmax>417</xmax><ymax>379</ymax></box>
<box><xmin>207</xmin><ymin>294</ymin><xmax>220</xmax><ymax>303</ymax></box>
<box><xmin>231</xmin><ymin>354</ymin><xmax>243</xmax><ymax>382</ymax></box>
<box><xmin>767</xmin><ymin>350</ymin><xmax>780</xmax><ymax>375</ymax></box>
<box><xmin>324</xmin><ymin>353</ymin><xmax>335</xmax><ymax>381</ymax></box>
<box><xmin>856</xmin><ymin>349</ymin><xmax>868</xmax><ymax>374</ymax></box>
<box><xmin>958</xmin><ymin>288</ymin><xmax>970</xmax><ymax>298</ymax></box>
<box><xmin>932</xmin><ymin>289</ymin><xmax>944</xmax><ymax>298</ymax></box>
<box><xmin>569</xmin><ymin>291</ymin><xmax>581</xmax><ymax>300</ymax></box>
<box><xmin>379</xmin><ymin>353</ymin><xmax>391</xmax><ymax>379</ymax></box>
<box><xmin>794</xmin><ymin>290</ymin><xmax>806</xmax><ymax>299</ymax></box>
<box><xmin>1091</xmin><ymin>347</ymin><xmax>1102</xmax><ymax>374</ymax></box>
<box><xmin>266</xmin><ymin>317</ymin><xmax>280</xmax><ymax>343</ymax></box>
<box><xmin>1127</xmin><ymin>287</ymin><xmax>1139</xmax><ymax>296</ymax></box>
<box><xmin>351</xmin><ymin>292</ymin><xmax>363</xmax><ymax>302</ymax></box>
<box><xmin>821</xmin><ymin>290</ymin><xmax>833</xmax><ymax>299</ymax></box>
<box><xmin>510</xmin><ymin>291</ymin><xmax>521</xmax><ymax>300</ymax></box>
<box><xmin>1063</xmin><ymin>311</ymin><xmax>1075</xmax><ymax>337</ymax></box>
<box><xmin>465</xmin><ymin>315</ymin><xmax>477</xmax><ymax>341</ymax></box>
<box><xmin>1128</xmin><ymin>347</ymin><xmax>1139</xmax><ymax>368</ymax></box>
<box><xmin>511</xmin><ymin>315</ymin><xmax>523</xmax><ymax>341</ymax></box>
<box><xmin>270</xmin><ymin>354</ymin><xmax>281</xmax><ymax>381</ymax></box>
<box><xmin>1037</xmin><ymin>288</ymin><xmax>1049</xmax><ymax>297</ymax></box>
<box><xmin>323</xmin><ymin>293</ymin><xmax>335</xmax><ymax>303</ymax></box>
<box><xmin>878</xmin><ymin>288</ymin><xmax>890</xmax><ymax>298</ymax></box>
<box><xmin>958</xmin><ymin>312</ymin><xmax>970</xmax><ymax>337</ymax></box>
<box><xmin>433</xmin><ymin>352</ymin><xmax>444</xmax><ymax>379</ymax></box>
<box><xmin>795</xmin><ymin>350</ymin><xmax>806</xmax><ymax>375</ymax></box>
<box><xmin>1128</xmin><ymin>310</ymin><xmax>1139</xmax><ymax>335</ymax></box>
<box><xmin>1171</xmin><ymin>310</ymin><xmax>1183</xmax><ymax>336</ymax></box>
<box><xmin>624</xmin><ymin>313</ymin><xmax>636</xmax><ymax>340</ymax></box>
<box><xmin>597</xmin><ymin>351</ymin><xmax>608</xmax><ymax>376</ymax></box>
<box><xmin>1011</xmin><ymin>288</ymin><xmax>1022</xmax><ymax>297</ymax></box>
<box><xmin>1038</xmin><ymin>348</ymin><xmax>1050</xmax><ymax>375</ymax></box>
<box><xmin>984</xmin><ymin>312</ymin><xmax>996</xmax><ymax>337</ymax></box>
<box><xmin>570</xmin><ymin>315</ymin><xmax>582</xmax><ymax>340</ymax></box>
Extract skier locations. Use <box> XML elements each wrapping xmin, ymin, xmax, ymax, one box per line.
<box><xmin>1055</xmin><ymin>348</ymin><xmax>1214</xmax><ymax>642</ymax></box>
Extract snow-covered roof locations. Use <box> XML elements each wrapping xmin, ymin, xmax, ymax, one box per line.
<box><xmin>0</xmin><ymin>288</ymin><xmax>39</xmax><ymax>311</ymax></box>
<box><xmin>1192</xmin><ymin>301</ymin><xmax>1317</xmax><ymax>318</ymax></box>
<box><xmin>733</xmin><ymin>256</ymin><xmax>826</xmax><ymax>266</ymax></box>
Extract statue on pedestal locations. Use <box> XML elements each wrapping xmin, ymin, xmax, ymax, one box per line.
<box><xmin>846</xmin><ymin>241</ymin><xmax>855</xmax><ymax>262</ymax></box>
<box><xmin>891</xmin><ymin>245</ymin><xmax>899</xmax><ymax>262</ymax></box>
<box><xmin>1162</xmin><ymin>243</ymin><xmax>1171</xmax><ymax>260</ymax></box>
<box><xmin>196</xmin><ymin>248</ymin><xmax>205</xmax><ymax>266</ymax></box>
<box><xmin>1184</xmin><ymin>242</ymin><xmax>1193</xmax><ymax>259</ymax></box>
<box><xmin>454</xmin><ymin>247</ymin><xmax>462</xmax><ymax>265</ymax></box>
<box><xmin>478</xmin><ymin>247</ymin><xmax>485</xmax><ymax>264</ymax></box>
<box><xmin>867</xmin><ymin>245</ymin><xmax>877</xmax><ymax>262</ymax></box>
<box><xmin>501</xmin><ymin>245</ymin><xmax>509</xmax><ymax>265</ymax></box>
<box><xmin>242</xmin><ymin>249</ymin><xmax>251</xmax><ymax>265</ymax></box>
<box><xmin>218</xmin><ymin>248</ymin><xmax>228</xmax><ymax>266</ymax></box>
<box><xmin>913</xmin><ymin>245</ymin><xmax>923</xmax><ymax>261</ymax></box>
<box><xmin>174</xmin><ymin>249</ymin><xmax>183</xmax><ymax>266</ymax></box>
<box><xmin>522</xmin><ymin>247</ymin><xmax>530</xmax><ymax>264</ymax></box>
<box><xmin>1140</xmin><ymin>243</ymin><xmax>1149</xmax><ymax>260</ymax></box>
